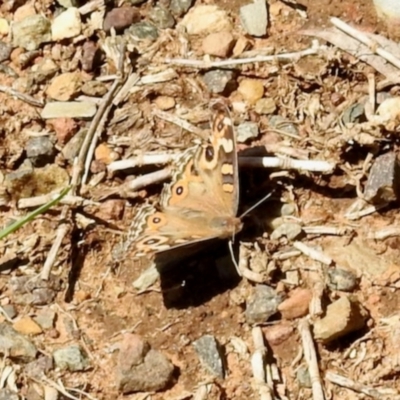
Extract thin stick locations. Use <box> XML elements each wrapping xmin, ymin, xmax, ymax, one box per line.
<box><xmin>298</xmin><ymin>319</ymin><xmax>326</xmax><ymax>400</ymax></box>
<box><xmin>331</xmin><ymin>17</ymin><xmax>400</xmax><ymax>70</ymax></box>
<box><xmin>293</xmin><ymin>241</ymin><xmax>332</xmax><ymax>265</ymax></box>
<box><xmin>251</xmin><ymin>327</ymin><xmax>274</xmax><ymax>400</ymax></box>
<box><xmin>0</xmin><ymin>85</ymin><xmax>44</xmax><ymax>107</ymax></box>
<box><xmin>165</xmin><ymin>42</ymin><xmax>324</xmax><ymax>69</ymax></box>
<box><xmin>108</xmin><ymin>153</ymin><xmax>177</xmax><ymax>172</ymax></box>
<box><xmin>239</xmin><ymin>157</ymin><xmax>335</xmax><ymax>173</ymax></box>
<box><xmin>325</xmin><ymin>371</ymin><xmax>393</xmax><ymax>398</ymax></box>
<box><xmin>303</xmin><ymin>226</ymin><xmax>351</xmax><ymax>236</ymax></box>
<box><xmin>82</xmin><ymin>47</ymin><xmax>125</xmax><ymax>185</ymax></box>
<box><xmin>18</xmin><ymin>194</ymin><xmax>98</xmax><ymax>209</ymax></box>
<box><xmin>368</xmin><ymin>226</ymin><xmax>400</xmax><ymax>240</ymax></box>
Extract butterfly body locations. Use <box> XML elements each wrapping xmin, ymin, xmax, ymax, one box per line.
<box><xmin>128</xmin><ymin>101</ymin><xmax>241</xmax><ymax>259</ymax></box>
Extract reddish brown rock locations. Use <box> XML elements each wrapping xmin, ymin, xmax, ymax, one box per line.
<box><xmin>103</xmin><ymin>7</ymin><xmax>140</xmax><ymax>32</ymax></box>
<box><xmin>202</xmin><ymin>31</ymin><xmax>235</xmax><ymax>58</ymax></box>
<box><xmin>278</xmin><ymin>288</ymin><xmax>312</xmax><ymax>320</ymax></box>
<box><xmin>48</xmin><ymin>118</ymin><xmax>78</xmax><ymax>144</ymax></box>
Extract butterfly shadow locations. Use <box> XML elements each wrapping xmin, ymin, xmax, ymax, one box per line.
<box><xmin>155</xmin><ymin>239</ymin><xmax>241</xmax><ymax>309</ymax></box>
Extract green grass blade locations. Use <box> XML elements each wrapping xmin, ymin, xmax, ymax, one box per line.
<box><xmin>0</xmin><ymin>186</ymin><xmax>71</xmax><ymax>241</ymax></box>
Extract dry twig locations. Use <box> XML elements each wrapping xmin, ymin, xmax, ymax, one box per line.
<box><xmin>298</xmin><ymin>319</ymin><xmax>325</xmax><ymax>400</ymax></box>
<box><xmin>0</xmin><ymin>84</ymin><xmax>44</xmax><ymax>107</ymax></box>
<box><xmin>166</xmin><ymin>41</ymin><xmax>326</xmax><ymax>69</ymax></box>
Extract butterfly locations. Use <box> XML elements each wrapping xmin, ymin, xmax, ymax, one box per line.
<box><xmin>127</xmin><ymin>100</ymin><xmax>242</xmax><ymax>261</ymax></box>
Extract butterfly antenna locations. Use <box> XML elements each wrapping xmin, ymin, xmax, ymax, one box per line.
<box><xmin>239</xmin><ymin>192</ymin><xmax>273</xmax><ymax>219</ymax></box>
<box><xmin>228</xmin><ymin>240</ymin><xmax>241</xmax><ymax>275</ymax></box>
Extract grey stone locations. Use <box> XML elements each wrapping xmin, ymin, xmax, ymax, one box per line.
<box><xmin>126</xmin><ymin>22</ymin><xmax>159</xmax><ymax>40</ymax></box>
<box><xmin>41</xmin><ymin>101</ymin><xmax>97</xmax><ymax>119</ymax></box>
<box><xmin>281</xmin><ymin>203</ymin><xmax>296</xmax><ymax>216</ymax></box>
<box><xmin>26</xmin><ymin>136</ymin><xmax>56</xmax><ymax>167</ymax></box>
<box><xmin>117</xmin><ymin>334</ymin><xmax>174</xmax><ymax>394</ymax></box>
<box><xmin>364</xmin><ymin>152</ymin><xmax>400</xmax><ymax>204</ymax></box>
<box><xmin>193</xmin><ymin>335</ymin><xmax>224</xmax><ymax>378</ymax></box>
<box><xmin>34</xmin><ymin>308</ymin><xmax>56</xmax><ymax>330</ymax></box>
<box><xmin>240</xmin><ymin>0</ymin><xmax>268</xmax><ymax>37</ymax></box>
<box><xmin>149</xmin><ymin>6</ymin><xmax>175</xmax><ymax>29</ymax></box>
<box><xmin>62</xmin><ymin>129</ymin><xmax>87</xmax><ymax>162</ymax></box>
<box><xmin>202</xmin><ymin>70</ymin><xmax>235</xmax><ymax>94</ymax></box>
<box><xmin>2</xmin><ymin>305</ymin><xmax>17</xmax><ymax>320</ymax></box>
<box><xmin>0</xmin><ymin>323</ymin><xmax>37</xmax><ymax>362</ymax></box>
<box><xmin>12</xmin><ymin>15</ymin><xmax>51</xmax><ymax>51</ymax></box>
<box><xmin>296</xmin><ymin>365</ymin><xmax>311</xmax><ymax>388</ymax></box>
<box><xmin>236</xmin><ymin>122</ymin><xmax>259</xmax><ymax>143</ymax></box>
<box><xmin>342</xmin><ymin>102</ymin><xmax>365</xmax><ymax>124</ymax></box>
<box><xmin>271</xmin><ymin>222</ymin><xmax>303</xmax><ymax>241</ymax></box>
<box><xmin>327</xmin><ymin>268</ymin><xmax>358</xmax><ymax>292</ymax></box>
<box><xmin>269</xmin><ymin>115</ymin><xmax>299</xmax><ymax>137</ymax></box>
<box><xmin>245</xmin><ymin>285</ymin><xmax>282</xmax><ymax>324</ymax></box>
<box><xmin>25</xmin><ymin>356</ymin><xmax>54</xmax><ymax>380</ymax></box>
<box><xmin>53</xmin><ymin>345</ymin><xmax>90</xmax><ymax>371</ymax></box>
<box><xmin>170</xmin><ymin>0</ymin><xmax>193</xmax><ymax>16</ymax></box>
<box><xmin>0</xmin><ymin>40</ymin><xmax>12</xmax><ymax>63</ymax></box>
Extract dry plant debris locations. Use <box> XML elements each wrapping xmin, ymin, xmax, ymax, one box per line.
<box><xmin>1</xmin><ymin>0</ymin><xmax>400</xmax><ymax>399</ymax></box>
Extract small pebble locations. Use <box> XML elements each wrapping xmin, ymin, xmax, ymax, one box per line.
<box><xmin>327</xmin><ymin>268</ymin><xmax>358</xmax><ymax>292</ymax></box>
<box><xmin>255</xmin><ymin>98</ymin><xmax>277</xmax><ymax>115</ymax></box>
<box><xmin>313</xmin><ymin>296</ymin><xmax>368</xmax><ymax>343</ymax></box>
<box><xmin>25</xmin><ymin>136</ymin><xmax>56</xmax><ymax>167</ymax></box>
<box><xmin>48</xmin><ymin>118</ymin><xmax>78</xmax><ymax>144</ymax></box>
<box><xmin>25</xmin><ymin>356</ymin><xmax>53</xmax><ymax>380</ymax></box>
<box><xmin>236</xmin><ymin>122</ymin><xmax>259</xmax><ymax>143</ymax></box>
<box><xmin>238</xmin><ymin>79</ymin><xmax>264</xmax><ymax>105</ymax></box>
<box><xmin>0</xmin><ymin>322</ymin><xmax>37</xmax><ymax>361</ymax></box>
<box><xmin>240</xmin><ymin>0</ymin><xmax>268</xmax><ymax>37</ymax></box>
<box><xmin>13</xmin><ymin>316</ymin><xmax>42</xmax><ymax>335</ymax></box>
<box><xmin>51</xmin><ymin>7</ymin><xmax>81</xmax><ymax>40</ymax></box>
<box><xmin>96</xmin><ymin>200</ymin><xmax>125</xmax><ymax>221</ymax></box>
<box><xmin>12</xmin><ymin>15</ymin><xmax>51</xmax><ymax>51</ymax></box>
<box><xmin>202</xmin><ymin>70</ymin><xmax>235</xmax><ymax>94</ymax></box>
<box><xmin>41</xmin><ymin>101</ymin><xmax>97</xmax><ymax>119</ymax></box>
<box><xmin>342</xmin><ymin>102</ymin><xmax>365</xmax><ymax>124</ymax></box>
<box><xmin>278</xmin><ymin>288</ymin><xmax>312</xmax><ymax>320</ymax></box>
<box><xmin>154</xmin><ymin>96</ymin><xmax>175</xmax><ymax>110</ymax></box>
<box><xmin>363</xmin><ymin>152</ymin><xmax>399</xmax><ymax>204</ymax></box>
<box><xmin>117</xmin><ymin>334</ymin><xmax>174</xmax><ymax>393</ymax></box>
<box><xmin>53</xmin><ymin>345</ymin><xmax>90</xmax><ymax>371</ymax></box>
<box><xmin>95</xmin><ymin>143</ymin><xmax>118</xmax><ymax>164</ymax></box>
<box><xmin>245</xmin><ymin>285</ymin><xmax>282</xmax><ymax>324</ymax></box>
<box><xmin>2</xmin><ymin>305</ymin><xmax>17</xmax><ymax>319</ymax></box>
<box><xmin>103</xmin><ymin>7</ymin><xmax>140</xmax><ymax>32</ymax></box>
<box><xmin>33</xmin><ymin>308</ymin><xmax>56</xmax><ymax>330</ymax></box>
<box><xmin>0</xmin><ymin>19</ymin><xmax>9</xmax><ymax>36</ymax></box>
<box><xmin>126</xmin><ymin>22</ymin><xmax>159</xmax><ymax>40</ymax></box>
<box><xmin>193</xmin><ymin>335</ymin><xmax>224</xmax><ymax>378</ymax></box>
<box><xmin>148</xmin><ymin>6</ymin><xmax>175</xmax><ymax>29</ymax></box>
<box><xmin>62</xmin><ymin>129</ymin><xmax>87</xmax><ymax>161</ymax></box>
<box><xmin>296</xmin><ymin>365</ymin><xmax>311</xmax><ymax>388</ymax></box>
<box><xmin>0</xmin><ymin>41</ymin><xmax>11</xmax><ymax>63</ymax></box>
<box><xmin>269</xmin><ymin>115</ymin><xmax>299</xmax><ymax>136</ymax></box>
<box><xmin>263</xmin><ymin>322</ymin><xmax>294</xmax><ymax>346</ymax></box>
<box><xmin>81</xmin><ymin>41</ymin><xmax>99</xmax><ymax>72</ymax></box>
<box><xmin>202</xmin><ymin>31</ymin><xmax>235</xmax><ymax>58</ymax></box>
<box><xmin>179</xmin><ymin>5</ymin><xmax>232</xmax><ymax>35</ymax></box>
<box><xmin>46</xmin><ymin>72</ymin><xmax>81</xmax><ymax>101</ymax></box>
<box><xmin>281</xmin><ymin>203</ymin><xmax>296</xmax><ymax>216</ymax></box>
<box><xmin>271</xmin><ymin>222</ymin><xmax>303</xmax><ymax>241</ymax></box>
<box><xmin>81</xmin><ymin>80</ymin><xmax>107</xmax><ymax>97</ymax></box>
<box><xmin>170</xmin><ymin>0</ymin><xmax>194</xmax><ymax>17</ymax></box>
